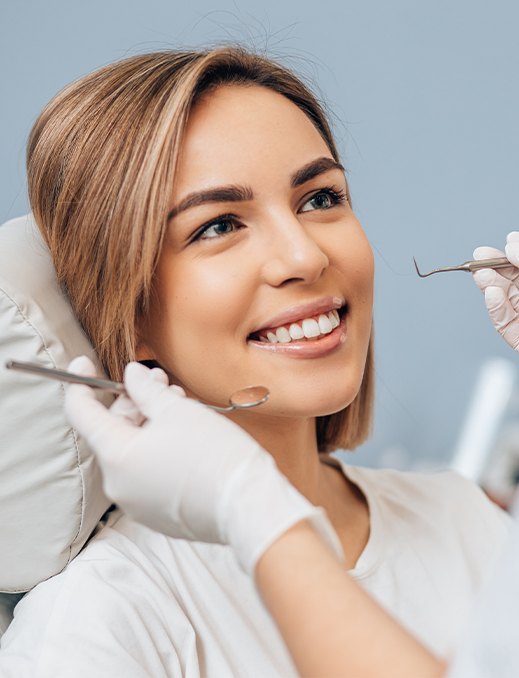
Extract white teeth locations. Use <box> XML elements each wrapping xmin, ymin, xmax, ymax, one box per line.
<box><xmin>302</xmin><ymin>318</ymin><xmax>321</xmax><ymax>338</ymax></box>
<box><xmin>289</xmin><ymin>323</ymin><xmax>305</xmax><ymax>340</ymax></box>
<box><xmin>253</xmin><ymin>307</ymin><xmax>344</xmax><ymax>344</ymax></box>
<box><xmin>275</xmin><ymin>327</ymin><xmax>291</xmax><ymax>343</ymax></box>
<box><xmin>318</xmin><ymin>314</ymin><xmax>333</xmax><ymax>334</ymax></box>
<box><xmin>329</xmin><ymin>310</ymin><xmax>340</xmax><ymax>329</ymax></box>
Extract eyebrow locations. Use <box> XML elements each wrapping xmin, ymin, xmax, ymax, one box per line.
<box><xmin>166</xmin><ymin>156</ymin><xmax>345</xmax><ymax>221</ymax></box>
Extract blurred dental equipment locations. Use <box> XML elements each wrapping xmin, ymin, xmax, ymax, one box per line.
<box><xmin>450</xmin><ymin>358</ymin><xmax>516</xmax><ymax>484</ymax></box>
<box><xmin>4</xmin><ymin>360</ymin><xmax>269</xmax><ymax>412</ymax></box>
<box><xmin>413</xmin><ymin>256</ymin><xmax>511</xmax><ymax>278</ymax></box>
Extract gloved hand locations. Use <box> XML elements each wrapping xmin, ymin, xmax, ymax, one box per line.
<box><xmin>64</xmin><ymin>356</ymin><xmax>343</xmax><ymax>575</ymax></box>
<box><xmin>473</xmin><ymin>232</ymin><xmax>519</xmax><ymax>351</ymax></box>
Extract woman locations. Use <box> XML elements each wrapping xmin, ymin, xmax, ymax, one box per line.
<box><xmin>0</xmin><ymin>47</ymin><xmax>511</xmax><ymax>676</ymax></box>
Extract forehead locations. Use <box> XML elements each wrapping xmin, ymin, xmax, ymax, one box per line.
<box><xmin>174</xmin><ymin>85</ymin><xmax>332</xmax><ymax>192</ymax></box>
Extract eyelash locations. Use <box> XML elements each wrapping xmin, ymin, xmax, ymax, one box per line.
<box><xmin>190</xmin><ymin>186</ymin><xmax>348</xmax><ymax>243</ymax></box>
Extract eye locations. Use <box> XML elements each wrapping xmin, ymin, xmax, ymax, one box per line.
<box><xmin>300</xmin><ymin>187</ymin><xmax>347</xmax><ymax>213</ymax></box>
<box><xmin>191</xmin><ymin>215</ymin><xmax>242</xmax><ymax>242</ymax></box>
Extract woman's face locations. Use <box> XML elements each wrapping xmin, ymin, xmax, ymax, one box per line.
<box><xmin>138</xmin><ymin>84</ymin><xmax>374</xmax><ymax>418</ymax></box>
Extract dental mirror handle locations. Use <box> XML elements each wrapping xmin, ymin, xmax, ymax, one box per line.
<box><xmin>5</xmin><ymin>360</ymin><xmax>269</xmax><ymax>411</ymax></box>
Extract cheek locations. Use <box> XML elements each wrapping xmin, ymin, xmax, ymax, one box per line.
<box><xmin>350</xmin><ymin>240</ymin><xmax>375</xmax><ymax>353</ymax></box>
<box><xmin>151</xmin><ymin>257</ymin><xmax>250</xmax><ymax>389</ymax></box>
<box><xmin>331</xmin><ymin>227</ymin><xmax>374</xmax><ymax>307</ymax></box>
<box><xmin>356</xmin><ymin>241</ymin><xmax>375</xmax><ymax>311</ymax></box>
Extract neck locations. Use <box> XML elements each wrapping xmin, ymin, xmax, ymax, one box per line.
<box><xmin>225</xmin><ymin>410</ymin><xmax>328</xmax><ymax>506</ymax></box>
<box><xmin>226</xmin><ymin>409</ymin><xmax>371</xmax><ymax>569</ymax></box>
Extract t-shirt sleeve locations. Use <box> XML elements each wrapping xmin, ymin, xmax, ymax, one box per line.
<box><xmin>0</xmin><ymin>549</ymin><xmax>198</xmax><ymax>678</ymax></box>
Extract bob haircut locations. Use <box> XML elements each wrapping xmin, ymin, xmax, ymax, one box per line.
<box><xmin>27</xmin><ymin>46</ymin><xmax>374</xmax><ymax>453</ymax></box>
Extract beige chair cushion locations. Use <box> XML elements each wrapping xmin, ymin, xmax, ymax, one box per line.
<box><xmin>0</xmin><ymin>214</ymin><xmax>111</xmax><ymax>593</ymax></box>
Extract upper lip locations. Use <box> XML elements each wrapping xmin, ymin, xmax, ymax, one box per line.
<box><xmin>249</xmin><ymin>295</ymin><xmax>345</xmax><ymax>335</ymax></box>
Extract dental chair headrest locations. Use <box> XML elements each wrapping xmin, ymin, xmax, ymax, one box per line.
<box><xmin>0</xmin><ymin>214</ymin><xmax>111</xmax><ymax>593</ymax></box>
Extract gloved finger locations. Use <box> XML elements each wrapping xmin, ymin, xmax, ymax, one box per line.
<box><xmin>67</xmin><ymin>354</ymin><xmax>98</xmax><ymax>378</ymax></box>
<box><xmin>65</xmin><ymin>356</ymin><xmax>135</xmax><ymax>455</ymax></box>
<box><xmin>505</xmin><ymin>240</ymin><xmax>519</xmax><ymax>270</ymax></box>
<box><xmin>473</xmin><ymin>260</ymin><xmax>519</xmax><ymax>315</ymax></box>
<box><xmin>504</xmin><ymin>234</ymin><xmax>519</xmax><ymax>303</ymax></box>
<box><xmin>475</xmin><ymin>268</ymin><xmax>519</xmax><ymax>316</ymax></box>
<box><xmin>473</xmin><ymin>244</ymin><xmax>518</xmax><ymax>285</ymax></box>
<box><xmin>108</xmin><ymin>368</ymin><xmax>169</xmax><ymax>425</ymax></box>
<box><xmin>123</xmin><ymin>361</ymin><xmax>187</xmax><ymax>420</ymax></box>
<box><xmin>66</xmin><ymin>383</ymin><xmax>137</xmax><ymax>461</ymax></box>
<box><xmin>484</xmin><ymin>286</ymin><xmax>519</xmax><ymax>351</ymax></box>
<box><xmin>134</xmin><ymin>364</ymin><xmax>186</xmax><ymax>397</ymax></box>
<box><xmin>148</xmin><ymin>366</ymin><xmax>187</xmax><ymax>397</ymax></box>
<box><xmin>503</xmin><ymin>234</ymin><xmax>519</xmax><ymax>292</ymax></box>
<box><xmin>109</xmin><ymin>394</ymin><xmax>146</xmax><ymax>426</ymax></box>
<box><xmin>473</xmin><ymin>267</ymin><xmax>511</xmax><ymax>294</ymax></box>
<box><xmin>149</xmin><ymin>367</ymin><xmax>170</xmax><ymax>385</ymax></box>
<box><xmin>66</xmin><ymin>354</ymin><xmax>140</xmax><ymax>425</ymax></box>
<box><xmin>506</xmin><ymin>230</ymin><xmax>519</xmax><ymax>252</ymax></box>
<box><xmin>473</xmin><ymin>245</ymin><xmax>505</xmax><ymax>260</ymax></box>
<box><xmin>168</xmin><ymin>384</ymin><xmax>187</xmax><ymax>397</ymax></box>
<box><xmin>65</xmin><ymin>355</ymin><xmax>109</xmax><ymax>437</ymax></box>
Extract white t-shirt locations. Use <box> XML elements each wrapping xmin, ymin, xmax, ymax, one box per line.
<box><xmin>0</xmin><ymin>457</ymin><xmax>511</xmax><ymax>677</ymax></box>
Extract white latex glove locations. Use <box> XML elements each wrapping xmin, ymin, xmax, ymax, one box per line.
<box><xmin>64</xmin><ymin>356</ymin><xmax>343</xmax><ymax>574</ymax></box>
<box><xmin>473</xmin><ymin>232</ymin><xmax>519</xmax><ymax>351</ymax></box>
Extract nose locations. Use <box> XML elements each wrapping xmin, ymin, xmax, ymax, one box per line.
<box><xmin>259</xmin><ymin>213</ymin><xmax>330</xmax><ymax>288</ymax></box>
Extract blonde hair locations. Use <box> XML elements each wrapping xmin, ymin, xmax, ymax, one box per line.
<box><xmin>27</xmin><ymin>46</ymin><xmax>374</xmax><ymax>452</ymax></box>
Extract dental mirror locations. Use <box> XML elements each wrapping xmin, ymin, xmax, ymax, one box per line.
<box><xmin>5</xmin><ymin>360</ymin><xmax>270</xmax><ymax>412</ymax></box>
<box><xmin>210</xmin><ymin>385</ymin><xmax>270</xmax><ymax>412</ymax></box>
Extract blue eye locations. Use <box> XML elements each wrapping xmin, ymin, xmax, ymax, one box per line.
<box><xmin>192</xmin><ymin>215</ymin><xmax>240</xmax><ymax>242</ymax></box>
<box><xmin>300</xmin><ymin>187</ymin><xmax>347</xmax><ymax>213</ymax></box>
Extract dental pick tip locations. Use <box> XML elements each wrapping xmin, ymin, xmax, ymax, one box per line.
<box><xmin>413</xmin><ymin>257</ymin><xmax>430</xmax><ymax>278</ymax></box>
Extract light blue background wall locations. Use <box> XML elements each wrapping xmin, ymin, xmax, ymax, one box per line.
<box><xmin>2</xmin><ymin>0</ymin><xmax>518</xmax><ymax>469</ymax></box>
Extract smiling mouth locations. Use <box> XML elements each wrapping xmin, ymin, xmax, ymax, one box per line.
<box><xmin>247</xmin><ymin>305</ymin><xmax>348</xmax><ymax>345</ymax></box>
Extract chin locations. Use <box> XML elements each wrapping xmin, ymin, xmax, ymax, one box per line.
<box><xmin>268</xmin><ymin>383</ymin><xmax>361</xmax><ymax>418</ymax></box>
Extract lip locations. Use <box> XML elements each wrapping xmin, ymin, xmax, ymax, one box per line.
<box><xmin>249</xmin><ymin>295</ymin><xmax>344</xmax><ymax>335</ymax></box>
<box><xmin>247</xmin><ymin>312</ymin><xmax>347</xmax><ymax>359</ymax></box>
